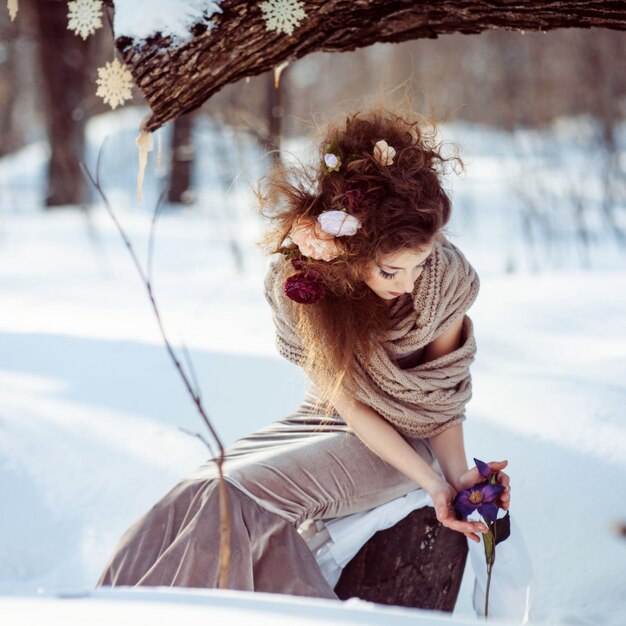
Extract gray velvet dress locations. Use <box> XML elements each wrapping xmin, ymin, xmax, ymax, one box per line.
<box><xmin>96</xmin><ymin>380</ymin><xmax>438</xmax><ymax>598</ymax></box>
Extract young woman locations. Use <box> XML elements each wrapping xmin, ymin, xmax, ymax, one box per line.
<box><xmin>97</xmin><ymin>107</ymin><xmax>510</xmax><ymax>600</ymax></box>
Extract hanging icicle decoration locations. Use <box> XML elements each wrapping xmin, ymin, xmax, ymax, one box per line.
<box><xmin>135</xmin><ymin>116</ymin><xmax>154</xmax><ymax>203</ymax></box>
<box><xmin>274</xmin><ymin>60</ymin><xmax>290</xmax><ymax>89</ymax></box>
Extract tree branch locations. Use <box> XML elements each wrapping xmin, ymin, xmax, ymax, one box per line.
<box><xmin>110</xmin><ymin>0</ymin><xmax>626</xmax><ymax>132</ymax></box>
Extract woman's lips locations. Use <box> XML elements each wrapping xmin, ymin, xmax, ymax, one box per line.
<box><xmin>388</xmin><ymin>291</ymin><xmax>403</xmax><ymax>296</ymax></box>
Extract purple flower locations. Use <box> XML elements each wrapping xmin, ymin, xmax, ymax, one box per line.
<box><xmin>454</xmin><ymin>482</ymin><xmax>504</xmax><ymax>524</ymax></box>
<box><xmin>454</xmin><ymin>458</ymin><xmax>505</xmax><ymax>524</ymax></box>
<box><xmin>284</xmin><ymin>270</ymin><xmax>325</xmax><ymax>305</ymax></box>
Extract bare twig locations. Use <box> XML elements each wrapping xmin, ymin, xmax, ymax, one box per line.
<box><xmin>80</xmin><ymin>138</ymin><xmax>232</xmax><ymax>588</ymax></box>
<box><xmin>179</xmin><ymin>426</ymin><xmax>216</xmax><ymax>458</ymax></box>
<box><xmin>179</xmin><ymin>336</ymin><xmax>203</xmax><ymax>403</ymax></box>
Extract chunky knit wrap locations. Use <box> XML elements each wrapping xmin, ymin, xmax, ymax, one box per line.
<box><xmin>263</xmin><ymin>236</ymin><xmax>480</xmax><ymax>438</ymax></box>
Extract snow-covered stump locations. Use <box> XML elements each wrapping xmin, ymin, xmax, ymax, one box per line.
<box><xmin>334</xmin><ymin>506</ymin><xmax>467</xmax><ymax>612</ymax></box>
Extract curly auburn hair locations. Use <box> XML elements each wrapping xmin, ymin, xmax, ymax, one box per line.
<box><xmin>255</xmin><ymin>106</ymin><xmax>465</xmax><ymax>417</ymax></box>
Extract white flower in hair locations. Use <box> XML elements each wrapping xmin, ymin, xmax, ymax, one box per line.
<box><xmin>317</xmin><ymin>210</ymin><xmax>362</xmax><ymax>237</ymax></box>
<box><xmin>373</xmin><ymin>139</ymin><xmax>396</xmax><ymax>166</ymax></box>
<box><xmin>324</xmin><ymin>153</ymin><xmax>341</xmax><ymax>171</ymax></box>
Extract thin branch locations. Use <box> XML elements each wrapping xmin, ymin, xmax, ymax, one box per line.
<box><xmin>179</xmin><ymin>337</ymin><xmax>203</xmax><ymax>404</ymax></box>
<box><xmin>147</xmin><ymin>188</ymin><xmax>168</xmax><ymax>287</ymax></box>
<box><xmin>179</xmin><ymin>426</ymin><xmax>216</xmax><ymax>459</ymax></box>
<box><xmin>80</xmin><ymin>140</ymin><xmax>231</xmax><ymax>587</ymax></box>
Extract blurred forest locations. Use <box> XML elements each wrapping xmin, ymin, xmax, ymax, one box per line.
<box><xmin>1</xmin><ymin>3</ymin><xmax>625</xmax><ymax>266</ymax></box>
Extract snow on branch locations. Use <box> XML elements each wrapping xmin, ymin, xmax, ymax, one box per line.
<box><xmin>113</xmin><ymin>0</ymin><xmax>224</xmax><ymax>48</ymax></box>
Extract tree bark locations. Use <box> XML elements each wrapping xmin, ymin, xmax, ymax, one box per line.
<box><xmin>334</xmin><ymin>506</ymin><xmax>468</xmax><ymax>612</ymax></box>
<box><xmin>109</xmin><ymin>0</ymin><xmax>626</xmax><ymax>133</ymax></box>
<box><xmin>0</xmin><ymin>10</ymin><xmax>22</xmax><ymax>157</ymax></box>
<box><xmin>33</xmin><ymin>0</ymin><xmax>94</xmax><ymax>207</ymax></box>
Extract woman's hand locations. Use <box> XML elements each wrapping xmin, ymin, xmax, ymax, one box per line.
<box><xmin>455</xmin><ymin>460</ymin><xmax>511</xmax><ymax>511</ymax></box>
<box><xmin>429</xmin><ymin>479</ymin><xmax>488</xmax><ymax>543</ymax></box>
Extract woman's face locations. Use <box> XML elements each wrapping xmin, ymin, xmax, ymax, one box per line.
<box><xmin>364</xmin><ymin>244</ymin><xmax>434</xmax><ymax>301</ymax></box>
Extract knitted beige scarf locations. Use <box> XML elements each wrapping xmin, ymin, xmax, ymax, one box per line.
<box><xmin>263</xmin><ymin>236</ymin><xmax>480</xmax><ymax>438</ymax></box>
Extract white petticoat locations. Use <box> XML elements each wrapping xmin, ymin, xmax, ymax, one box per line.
<box><xmin>298</xmin><ymin>488</ymin><xmax>533</xmax><ymax>624</ymax></box>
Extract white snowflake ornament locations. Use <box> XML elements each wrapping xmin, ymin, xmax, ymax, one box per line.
<box><xmin>67</xmin><ymin>0</ymin><xmax>103</xmax><ymax>40</ymax></box>
<box><xmin>260</xmin><ymin>0</ymin><xmax>306</xmax><ymax>36</ymax></box>
<box><xmin>95</xmin><ymin>58</ymin><xmax>134</xmax><ymax>110</ymax></box>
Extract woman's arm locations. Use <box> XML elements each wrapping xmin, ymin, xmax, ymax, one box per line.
<box><xmin>329</xmin><ymin>387</ymin><xmax>489</xmax><ymax>541</ymax></box>
<box><xmin>424</xmin><ymin>318</ymin><xmax>511</xmax><ymax>517</ymax></box>
<box><xmin>421</xmin><ymin>317</ymin><xmax>471</xmax><ymax>489</ymax></box>
<box><xmin>428</xmin><ymin>423</ymin><xmax>470</xmax><ymax>491</ymax></box>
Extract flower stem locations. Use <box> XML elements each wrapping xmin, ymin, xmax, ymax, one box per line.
<box><xmin>484</xmin><ymin>561</ymin><xmax>492</xmax><ymax>618</ymax></box>
<box><xmin>484</xmin><ymin>519</ymin><xmax>498</xmax><ymax>619</ymax></box>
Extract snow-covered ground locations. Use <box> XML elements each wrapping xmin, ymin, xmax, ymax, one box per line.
<box><xmin>0</xmin><ymin>107</ymin><xmax>624</xmax><ymax>625</ymax></box>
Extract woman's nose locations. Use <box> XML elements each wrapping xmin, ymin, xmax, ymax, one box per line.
<box><xmin>396</xmin><ymin>275</ymin><xmax>414</xmax><ymax>293</ymax></box>
<box><xmin>398</xmin><ymin>269</ymin><xmax>422</xmax><ymax>293</ymax></box>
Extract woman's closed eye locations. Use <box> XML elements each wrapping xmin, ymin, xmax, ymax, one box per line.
<box><xmin>378</xmin><ymin>257</ymin><xmax>430</xmax><ymax>280</ymax></box>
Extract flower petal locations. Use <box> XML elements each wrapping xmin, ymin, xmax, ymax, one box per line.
<box><xmin>453</xmin><ymin>490</ymin><xmax>478</xmax><ymax>518</ymax></box>
<box><xmin>317</xmin><ymin>211</ymin><xmax>362</xmax><ymax>237</ymax></box>
<box><xmin>477</xmin><ymin>502</ymin><xmax>499</xmax><ymax>524</ymax></box>
<box><xmin>324</xmin><ymin>153</ymin><xmax>338</xmax><ymax>168</ymax></box>
<box><xmin>284</xmin><ymin>271</ymin><xmax>325</xmax><ymax>304</ymax></box>
<box><xmin>289</xmin><ymin>216</ymin><xmax>342</xmax><ymax>261</ymax></box>
<box><xmin>481</xmin><ymin>483</ymin><xmax>505</xmax><ymax>502</ymax></box>
<box><xmin>474</xmin><ymin>458</ymin><xmax>492</xmax><ymax>479</ymax></box>
<box><xmin>373</xmin><ymin>139</ymin><xmax>396</xmax><ymax>166</ymax></box>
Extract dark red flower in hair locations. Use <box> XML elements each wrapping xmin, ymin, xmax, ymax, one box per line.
<box><xmin>284</xmin><ymin>270</ymin><xmax>326</xmax><ymax>304</ymax></box>
<box><xmin>290</xmin><ymin>257</ymin><xmax>306</xmax><ymax>271</ymax></box>
<box><xmin>344</xmin><ymin>178</ymin><xmax>379</xmax><ymax>216</ymax></box>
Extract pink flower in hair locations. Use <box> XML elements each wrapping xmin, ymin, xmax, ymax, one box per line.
<box><xmin>289</xmin><ymin>215</ymin><xmax>342</xmax><ymax>262</ymax></box>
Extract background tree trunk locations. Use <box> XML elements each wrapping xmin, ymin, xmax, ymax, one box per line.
<box><xmin>260</xmin><ymin>65</ymin><xmax>290</xmax><ymax>167</ymax></box>
<box><xmin>33</xmin><ymin>0</ymin><xmax>93</xmax><ymax>207</ymax></box>
<box><xmin>0</xmin><ymin>10</ymin><xmax>22</xmax><ymax>156</ymax></box>
<box><xmin>167</xmin><ymin>111</ymin><xmax>196</xmax><ymax>205</ymax></box>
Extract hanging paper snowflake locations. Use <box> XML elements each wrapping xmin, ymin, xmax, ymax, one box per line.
<box><xmin>67</xmin><ymin>0</ymin><xmax>103</xmax><ymax>40</ymax></box>
<box><xmin>260</xmin><ymin>0</ymin><xmax>306</xmax><ymax>36</ymax></box>
<box><xmin>95</xmin><ymin>58</ymin><xmax>134</xmax><ymax>110</ymax></box>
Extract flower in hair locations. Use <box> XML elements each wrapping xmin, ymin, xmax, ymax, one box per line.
<box><xmin>323</xmin><ymin>153</ymin><xmax>341</xmax><ymax>172</ymax></box>
<box><xmin>284</xmin><ymin>261</ymin><xmax>326</xmax><ymax>305</ymax></box>
<box><xmin>344</xmin><ymin>178</ymin><xmax>377</xmax><ymax>215</ymax></box>
<box><xmin>373</xmin><ymin>139</ymin><xmax>396</xmax><ymax>166</ymax></box>
<box><xmin>289</xmin><ymin>215</ymin><xmax>342</xmax><ymax>261</ymax></box>
<box><xmin>317</xmin><ymin>210</ymin><xmax>361</xmax><ymax>237</ymax></box>
<box><xmin>322</xmin><ymin>139</ymin><xmax>342</xmax><ymax>173</ymax></box>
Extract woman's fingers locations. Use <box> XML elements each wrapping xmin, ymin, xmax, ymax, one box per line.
<box><xmin>442</xmin><ymin>517</ymin><xmax>488</xmax><ymax>538</ymax></box>
<box><xmin>496</xmin><ymin>470</ymin><xmax>511</xmax><ymax>509</ymax></box>
<box><xmin>488</xmin><ymin>459</ymin><xmax>508</xmax><ymax>471</ymax></box>
<box><xmin>497</xmin><ymin>471</ymin><xmax>510</xmax><ymax>487</ymax></box>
